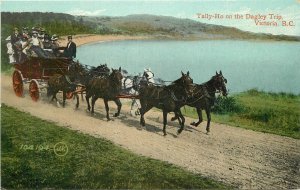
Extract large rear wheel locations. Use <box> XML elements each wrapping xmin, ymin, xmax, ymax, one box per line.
<box><xmin>12</xmin><ymin>70</ymin><xmax>24</xmax><ymax>97</ymax></box>
<box><xmin>29</xmin><ymin>80</ymin><xmax>40</xmax><ymax>102</ymax></box>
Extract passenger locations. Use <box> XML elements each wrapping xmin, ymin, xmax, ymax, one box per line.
<box><xmin>10</xmin><ymin>27</ymin><xmax>22</xmax><ymax>62</ymax></box>
<box><xmin>22</xmin><ymin>27</ymin><xmax>29</xmax><ymax>36</ymax></box>
<box><xmin>28</xmin><ymin>30</ymin><xmax>48</xmax><ymax>58</ymax></box>
<box><xmin>43</xmin><ymin>34</ymin><xmax>55</xmax><ymax>58</ymax></box>
<box><xmin>30</xmin><ymin>27</ymin><xmax>37</xmax><ymax>37</ymax></box>
<box><xmin>43</xmin><ymin>34</ymin><xmax>52</xmax><ymax>50</ymax></box>
<box><xmin>19</xmin><ymin>34</ymin><xmax>29</xmax><ymax>63</ymax></box>
<box><xmin>50</xmin><ymin>34</ymin><xmax>61</xmax><ymax>57</ymax></box>
<box><xmin>63</xmin><ymin>35</ymin><xmax>76</xmax><ymax>59</ymax></box>
<box><xmin>38</xmin><ymin>28</ymin><xmax>45</xmax><ymax>42</ymax></box>
<box><xmin>5</xmin><ymin>36</ymin><xmax>16</xmax><ymax>64</ymax></box>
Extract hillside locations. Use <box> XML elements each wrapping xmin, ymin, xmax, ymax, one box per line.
<box><xmin>78</xmin><ymin>14</ymin><xmax>300</xmax><ymax>41</ymax></box>
<box><xmin>1</xmin><ymin>12</ymin><xmax>300</xmax><ymax>41</ymax></box>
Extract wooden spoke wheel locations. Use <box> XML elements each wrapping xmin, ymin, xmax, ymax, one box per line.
<box><xmin>29</xmin><ymin>80</ymin><xmax>40</xmax><ymax>102</ymax></box>
<box><xmin>12</xmin><ymin>70</ymin><xmax>24</xmax><ymax>97</ymax></box>
<box><xmin>66</xmin><ymin>92</ymin><xmax>73</xmax><ymax>99</ymax></box>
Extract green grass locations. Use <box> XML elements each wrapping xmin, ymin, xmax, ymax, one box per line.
<box><xmin>182</xmin><ymin>89</ymin><xmax>300</xmax><ymax>139</ymax></box>
<box><xmin>1</xmin><ymin>104</ymin><xmax>229</xmax><ymax>189</ymax></box>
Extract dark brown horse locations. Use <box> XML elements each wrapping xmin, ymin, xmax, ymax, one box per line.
<box><xmin>68</xmin><ymin>62</ymin><xmax>110</xmax><ymax>101</ymax></box>
<box><xmin>47</xmin><ymin>74</ymin><xmax>79</xmax><ymax>108</ymax></box>
<box><xmin>86</xmin><ymin>67</ymin><xmax>123</xmax><ymax>121</ymax></box>
<box><xmin>139</xmin><ymin>71</ymin><xmax>193</xmax><ymax>136</ymax></box>
<box><xmin>172</xmin><ymin>71</ymin><xmax>228</xmax><ymax>133</ymax></box>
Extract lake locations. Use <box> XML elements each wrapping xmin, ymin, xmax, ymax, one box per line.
<box><xmin>77</xmin><ymin>40</ymin><xmax>300</xmax><ymax>94</ymax></box>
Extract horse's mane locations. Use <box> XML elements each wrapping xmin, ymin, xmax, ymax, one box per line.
<box><xmin>172</xmin><ymin>77</ymin><xmax>183</xmax><ymax>85</ymax></box>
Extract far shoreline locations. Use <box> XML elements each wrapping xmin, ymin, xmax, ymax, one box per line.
<box><xmin>58</xmin><ymin>34</ymin><xmax>152</xmax><ymax>47</ymax></box>
<box><xmin>58</xmin><ymin>34</ymin><xmax>300</xmax><ymax>47</ymax></box>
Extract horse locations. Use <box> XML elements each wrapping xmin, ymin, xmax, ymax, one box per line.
<box><xmin>68</xmin><ymin>62</ymin><xmax>111</xmax><ymax>102</ymax></box>
<box><xmin>121</xmin><ymin>68</ymin><xmax>160</xmax><ymax>116</ymax></box>
<box><xmin>47</xmin><ymin>74</ymin><xmax>79</xmax><ymax>108</ymax></box>
<box><xmin>139</xmin><ymin>71</ymin><xmax>193</xmax><ymax>136</ymax></box>
<box><xmin>171</xmin><ymin>71</ymin><xmax>228</xmax><ymax>133</ymax></box>
<box><xmin>86</xmin><ymin>67</ymin><xmax>123</xmax><ymax>121</ymax></box>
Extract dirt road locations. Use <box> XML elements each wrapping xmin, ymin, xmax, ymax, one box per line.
<box><xmin>2</xmin><ymin>75</ymin><xmax>299</xmax><ymax>189</ymax></box>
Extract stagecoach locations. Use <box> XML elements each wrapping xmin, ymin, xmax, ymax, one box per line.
<box><xmin>12</xmin><ymin>57</ymin><xmax>75</xmax><ymax>101</ymax></box>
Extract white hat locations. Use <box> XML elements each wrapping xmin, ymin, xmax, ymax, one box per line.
<box><xmin>5</xmin><ymin>36</ymin><xmax>11</xmax><ymax>41</ymax></box>
<box><xmin>51</xmin><ymin>34</ymin><xmax>58</xmax><ymax>41</ymax></box>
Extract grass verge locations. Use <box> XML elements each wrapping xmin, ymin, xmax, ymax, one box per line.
<box><xmin>182</xmin><ymin>89</ymin><xmax>300</xmax><ymax>139</ymax></box>
<box><xmin>1</xmin><ymin>104</ymin><xmax>229</xmax><ymax>189</ymax></box>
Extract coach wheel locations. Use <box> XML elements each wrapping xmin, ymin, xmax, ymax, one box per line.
<box><xmin>66</xmin><ymin>92</ymin><xmax>73</xmax><ymax>99</ymax></box>
<box><xmin>29</xmin><ymin>80</ymin><xmax>40</xmax><ymax>102</ymax></box>
<box><xmin>12</xmin><ymin>70</ymin><xmax>24</xmax><ymax>97</ymax></box>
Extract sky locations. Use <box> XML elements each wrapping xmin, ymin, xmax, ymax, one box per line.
<box><xmin>1</xmin><ymin>0</ymin><xmax>300</xmax><ymax>36</ymax></box>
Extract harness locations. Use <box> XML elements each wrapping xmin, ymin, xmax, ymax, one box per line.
<box><xmin>186</xmin><ymin>84</ymin><xmax>217</xmax><ymax>105</ymax></box>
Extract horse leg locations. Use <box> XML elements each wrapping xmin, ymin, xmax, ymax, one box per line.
<box><xmin>191</xmin><ymin>107</ymin><xmax>203</xmax><ymax>127</ymax></box>
<box><xmin>113</xmin><ymin>98</ymin><xmax>122</xmax><ymax>117</ymax></box>
<box><xmin>170</xmin><ymin>114</ymin><xmax>178</xmax><ymax>122</ymax></box>
<box><xmin>177</xmin><ymin>112</ymin><xmax>183</xmax><ymax>126</ymax></box>
<box><xmin>205</xmin><ymin>107</ymin><xmax>211</xmax><ymax>134</ymax></box>
<box><xmin>104</xmin><ymin>99</ymin><xmax>111</xmax><ymax>121</ymax></box>
<box><xmin>162</xmin><ymin>110</ymin><xmax>168</xmax><ymax>136</ymax></box>
<box><xmin>75</xmin><ymin>93</ymin><xmax>79</xmax><ymax>109</ymax></box>
<box><xmin>85</xmin><ymin>92</ymin><xmax>91</xmax><ymax>111</ymax></box>
<box><xmin>62</xmin><ymin>91</ymin><xmax>66</xmax><ymax>107</ymax></box>
<box><xmin>91</xmin><ymin>96</ymin><xmax>98</xmax><ymax>114</ymax></box>
<box><xmin>52</xmin><ymin>91</ymin><xmax>60</xmax><ymax>107</ymax></box>
<box><xmin>81</xmin><ymin>91</ymin><xmax>84</xmax><ymax>101</ymax></box>
<box><xmin>139</xmin><ymin>104</ymin><xmax>152</xmax><ymax>126</ymax></box>
<box><xmin>130</xmin><ymin>99</ymin><xmax>135</xmax><ymax>114</ymax></box>
<box><xmin>135</xmin><ymin>100</ymin><xmax>141</xmax><ymax>116</ymax></box>
<box><xmin>177</xmin><ymin>110</ymin><xmax>185</xmax><ymax>135</ymax></box>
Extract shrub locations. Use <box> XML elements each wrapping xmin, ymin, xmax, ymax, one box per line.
<box><xmin>212</xmin><ymin>96</ymin><xmax>244</xmax><ymax>114</ymax></box>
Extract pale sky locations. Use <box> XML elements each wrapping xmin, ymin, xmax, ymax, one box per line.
<box><xmin>1</xmin><ymin>0</ymin><xmax>300</xmax><ymax>36</ymax></box>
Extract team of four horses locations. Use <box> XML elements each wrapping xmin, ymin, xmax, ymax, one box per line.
<box><xmin>47</xmin><ymin>61</ymin><xmax>228</xmax><ymax>136</ymax></box>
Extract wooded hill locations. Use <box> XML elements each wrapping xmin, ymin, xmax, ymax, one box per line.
<box><xmin>2</xmin><ymin>12</ymin><xmax>300</xmax><ymax>41</ymax></box>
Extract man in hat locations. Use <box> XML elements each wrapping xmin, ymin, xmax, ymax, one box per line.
<box><xmin>50</xmin><ymin>34</ymin><xmax>61</xmax><ymax>57</ymax></box>
<box><xmin>38</xmin><ymin>28</ymin><xmax>45</xmax><ymax>42</ymax></box>
<box><xmin>63</xmin><ymin>35</ymin><xmax>76</xmax><ymax>59</ymax></box>
<box><xmin>10</xmin><ymin>27</ymin><xmax>22</xmax><ymax>62</ymax></box>
<box><xmin>22</xmin><ymin>27</ymin><xmax>29</xmax><ymax>36</ymax></box>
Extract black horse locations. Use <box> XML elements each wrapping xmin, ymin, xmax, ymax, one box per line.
<box><xmin>172</xmin><ymin>71</ymin><xmax>228</xmax><ymax>133</ymax></box>
<box><xmin>86</xmin><ymin>67</ymin><xmax>123</xmax><ymax>121</ymax></box>
<box><xmin>47</xmin><ymin>74</ymin><xmax>79</xmax><ymax>108</ymax></box>
<box><xmin>139</xmin><ymin>71</ymin><xmax>193</xmax><ymax>136</ymax></box>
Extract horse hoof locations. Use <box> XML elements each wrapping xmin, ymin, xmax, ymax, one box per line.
<box><xmin>190</xmin><ymin>122</ymin><xmax>196</xmax><ymax>126</ymax></box>
<box><xmin>170</xmin><ymin>117</ymin><xmax>177</xmax><ymax>121</ymax></box>
<box><xmin>163</xmin><ymin>133</ymin><xmax>167</xmax><ymax>136</ymax></box>
<box><xmin>107</xmin><ymin>118</ymin><xmax>111</xmax><ymax>121</ymax></box>
<box><xmin>113</xmin><ymin>113</ymin><xmax>119</xmax><ymax>117</ymax></box>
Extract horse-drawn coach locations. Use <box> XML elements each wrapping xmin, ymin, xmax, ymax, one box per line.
<box><xmin>12</xmin><ymin>57</ymin><xmax>75</xmax><ymax>102</ymax></box>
